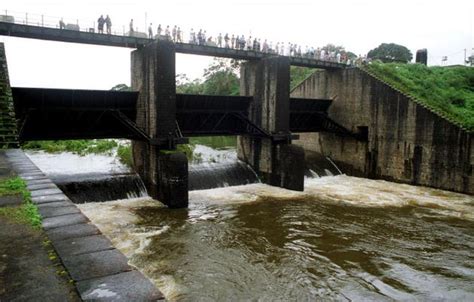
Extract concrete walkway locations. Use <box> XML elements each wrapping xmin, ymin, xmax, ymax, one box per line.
<box><xmin>0</xmin><ymin>149</ymin><xmax>164</xmax><ymax>301</ymax></box>
<box><xmin>0</xmin><ymin>150</ymin><xmax>80</xmax><ymax>301</ymax></box>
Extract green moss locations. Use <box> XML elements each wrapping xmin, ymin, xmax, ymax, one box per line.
<box><xmin>0</xmin><ymin>177</ymin><xmax>41</xmax><ymax>228</ymax></box>
<box><xmin>364</xmin><ymin>63</ymin><xmax>474</xmax><ymax>131</ymax></box>
<box><xmin>177</xmin><ymin>144</ymin><xmax>195</xmax><ymax>162</ymax></box>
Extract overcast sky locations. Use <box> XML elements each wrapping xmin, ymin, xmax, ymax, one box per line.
<box><xmin>0</xmin><ymin>0</ymin><xmax>472</xmax><ymax>90</ymax></box>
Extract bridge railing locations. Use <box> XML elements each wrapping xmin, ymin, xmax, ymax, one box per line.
<box><xmin>0</xmin><ymin>9</ymin><xmax>126</xmax><ymax>36</ymax></box>
<box><xmin>0</xmin><ymin>8</ymin><xmax>355</xmax><ymax>66</ymax></box>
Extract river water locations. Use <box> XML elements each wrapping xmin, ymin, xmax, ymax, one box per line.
<box><xmin>26</xmin><ymin>148</ymin><xmax>474</xmax><ymax>301</ymax></box>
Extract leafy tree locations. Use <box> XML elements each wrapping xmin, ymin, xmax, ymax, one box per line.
<box><xmin>202</xmin><ymin>58</ymin><xmax>240</xmax><ymax>95</ymax></box>
<box><xmin>176</xmin><ymin>74</ymin><xmax>204</xmax><ymax>94</ymax></box>
<box><xmin>367</xmin><ymin>43</ymin><xmax>413</xmax><ymax>63</ymax></box>
<box><xmin>320</xmin><ymin>44</ymin><xmax>357</xmax><ymax>60</ymax></box>
<box><xmin>290</xmin><ymin>66</ymin><xmax>315</xmax><ymax>90</ymax></box>
<box><xmin>177</xmin><ymin>58</ymin><xmax>240</xmax><ymax>96</ymax></box>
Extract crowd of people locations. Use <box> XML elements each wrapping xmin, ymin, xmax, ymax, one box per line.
<box><xmin>59</xmin><ymin>15</ymin><xmax>359</xmax><ymax>65</ymax></box>
<box><xmin>149</xmin><ymin>24</ymin><xmax>356</xmax><ymax>65</ymax></box>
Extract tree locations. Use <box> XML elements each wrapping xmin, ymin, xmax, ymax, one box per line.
<box><xmin>367</xmin><ymin>43</ymin><xmax>413</xmax><ymax>63</ymax></box>
<box><xmin>290</xmin><ymin>66</ymin><xmax>315</xmax><ymax>90</ymax></box>
<box><xmin>177</xmin><ymin>58</ymin><xmax>240</xmax><ymax>96</ymax></box>
<box><xmin>202</xmin><ymin>58</ymin><xmax>240</xmax><ymax>95</ymax></box>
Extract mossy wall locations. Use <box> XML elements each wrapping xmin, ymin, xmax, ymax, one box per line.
<box><xmin>0</xmin><ymin>43</ymin><xmax>18</xmax><ymax>148</ymax></box>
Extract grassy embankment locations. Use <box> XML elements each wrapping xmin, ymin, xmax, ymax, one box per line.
<box><xmin>364</xmin><ymin>63</ymin><xmax>474</xmax><ymax>131</ymax></box>
<box><xmin>0</xmin><ymin>177</ymin><xmax>41</xmax><ymax>228</ymax></box>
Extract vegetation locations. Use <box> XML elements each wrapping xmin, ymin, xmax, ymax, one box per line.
<box><xmin>0</xmin><ymin>177</ymin><xmax>41</xmax><ymax>228</ymax></box>
<box><xmin>189</xmin><ymin>136</ymin><xmax>236</xmax><ymax>149</ymax></box>
<box><xmin>177</xmin><ymin>58</ymin><xmax>240</xmax><ymax>95</ymax></box>
<box><xmin>364</xmin><ymin>62</ymin><xmax>474</xmax><ymax>130</ymax></box>
<box><xmin>367</xmin><ymin>43</ymin><xmax>413</xmax><ymax>63</ymax></box>
<box><xmin>290</xmin><ymin>66</ymin><xmax>316</xmax><ymax>90</ymax></box>
<box><xmin>117</xmin><ymin>144</ymin><xmax>133</xmax><ymax>167</ymax></box>
<box><xmin>22</xmin><ymin>139</ymin><xmax>118</xmax><ymax>155</ymax></box>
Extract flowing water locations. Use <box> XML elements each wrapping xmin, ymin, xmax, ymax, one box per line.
<box><xmin>26</xmin><ymin>148</ymin><xmax>474</xmax><ymax>301</ymax></box>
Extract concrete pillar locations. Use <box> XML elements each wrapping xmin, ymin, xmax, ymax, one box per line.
<box><xmin>237</xmin><ymin>57</ymin><xmax>305</xmax><ymax>191</ymax></box>
<box><xmin>131</xmin><ymin>40</ymin><xmax>188</xmax><ymax>208</ymax></box>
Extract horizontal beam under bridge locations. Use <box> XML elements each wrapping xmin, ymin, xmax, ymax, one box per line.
<box><xmin>11</xmin><ymin>87</ymin><xmax>340</xmax><ymax>140</ymax></box>
<box><xmin>0</xmin><ymin>21</ymin><xmax>346</xmax><ymax>70</ymax></box>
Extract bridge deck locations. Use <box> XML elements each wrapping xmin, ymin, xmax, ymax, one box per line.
<box><xmin>0</xmin><ymin>21</ymin><xmax>346</xmax><ymax>70</ymax></box>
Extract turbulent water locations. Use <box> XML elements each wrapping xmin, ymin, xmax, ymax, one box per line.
<box><xmin>78</xmin><ymin>177</ymin><xmax>474</xmax><ymax>301</ymax></box>
<box><xmin>26</xmin><ymin>147</ymin><xmax>474</xmax><ymax>301</ymax></box>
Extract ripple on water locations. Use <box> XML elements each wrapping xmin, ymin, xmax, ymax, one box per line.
<box><xmin>77</xmin><ymin>176</ymin><xmax>474</xmax><ymax>301</ymax></box>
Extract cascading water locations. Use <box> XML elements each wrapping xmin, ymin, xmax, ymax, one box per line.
<box><xmin>51</xmin><ymin>172</ymin><xmax>147</xmax><ymax>203</ymax></box>
<box><xmin>189</xmin><ymin>161</ymin><xmax>260</xmax><ymax>190</ymax></box>
<box><xmin>25</xmin><ymin>146</ymin><xmax>343</xmax><ymax>202</ymax></box>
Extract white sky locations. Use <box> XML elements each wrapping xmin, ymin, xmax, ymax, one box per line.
<box><xmin>0</xmin><ymin>0</ymin><xmax>472</xmax><ymax>90</ymax></box>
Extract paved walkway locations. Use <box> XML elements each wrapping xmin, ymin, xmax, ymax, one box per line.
<box><xmin>0</xmin><ymin>149</ymin><xmax>164</xmax><ymax>301</ymax></box>
<box><xmin>0</xmin><ymin>151</ymin><xmax>80</xmax><ymax>301</ymax></box>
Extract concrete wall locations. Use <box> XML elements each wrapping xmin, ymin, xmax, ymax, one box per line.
<box><xmin>291</xmin><ymin>67</ymin><xmax>473</xmax><ymax>194</ymax></box>
<box><xmin>238</xmin><ymin>57</ymin><xmax>305</xmax><ymax>191</ymax></box>
<box><xmin>131</xmin><ymin>41</ymin><xmax>188</xmax><ymax>208</ymax></box>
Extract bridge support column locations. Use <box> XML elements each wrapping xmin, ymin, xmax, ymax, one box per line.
<box><xmin>131</xmin><ymin>41</ymin><xmax>188</xmax><ymax>208</ymax></box>
<box><xmin>237</xmin><ymin>57</ymin><xmax>305</xmax><ymax>191</ymax></box>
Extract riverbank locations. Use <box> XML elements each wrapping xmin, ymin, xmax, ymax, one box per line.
<box><xmin>0</xmin><ymin>151</ymin><xmax>80</xmax><ymax>301</ymax></box>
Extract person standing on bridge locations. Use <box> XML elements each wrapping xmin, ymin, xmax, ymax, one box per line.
<box><xmin>189</xmin><ymin>28</ymin><xmax>195</xmax><ymax>43</ymax></box>
<box><xmin>172</xmin><ymin>25</ymin><xmax>177</xmax><ymax>42</ymax></box>
<box><xmin>129</xmin><ymin>19</ymin><xmax>134</xmax><ymax>36</ymax></box>
<box><xmin>165</xmin><ymin>25</ymin><xmax>170</xmax><ymax>39</ymax></box>
<box><xmin>177</xmin><ymin>27</ymin><xmax>182</xmax><ymax>42</ymax></box>
<box><xmin>105</xmin><ymin>15</ymin><xmax>112</xmax><ymax>34</ymax></box>
<box><xmin>59</xmin><ymin>18</ymin><xmax>66</xmax><ymax>30</ymax></box>
<box><xmin>231</xmin><ymin>34</ymin><xmax>235</xmax><ymax>49</ymax></box>
<box><xmin>240</xmin><ymin>35</ymin><xmax>246</xmax><ymax>50</ymax></box>
<box><xmin>217</xmin><ymin>33</ymin><xmax>223</xmax><ymax>47</ymax></box>
<box><xmin>97</xmin><ymin>15</ymin><xmax>105</xmax><ymax>34</ymax></box>
<box><xmin>224</xmin><ymin>34</ymin><xmax>230</xmax><ymax>48</ymax></box>
<box><xmin>157</xmin><ymin>24</ymin><xmax>162</xmax><ymax>37</ymax></box>
<box><xmin>148</xmin><ymin>23</ymin><xmax>153</xmax><ymax>39</ymax></box>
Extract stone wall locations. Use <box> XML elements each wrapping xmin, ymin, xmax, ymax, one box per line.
<box><xmin>0</xmin><ymin>43</ymin><xmax>18</xmax><ymax>148</ymax></box>
<box><xmin>131</xmin><ymin>41</ymin><xmax>188</xmax><ymax>208</ymax></box>
<box><xmin>291</xmin><ymin>67</ymin><xmax>473</xmax><ymax>194</ymax></box>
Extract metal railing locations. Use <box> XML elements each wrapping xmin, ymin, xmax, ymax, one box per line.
<box><xmin>0</xmin><ymin>8</ymin><xmax>356</xmax><ymax>65</ymax></box>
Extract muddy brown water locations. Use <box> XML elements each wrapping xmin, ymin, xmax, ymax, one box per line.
<box><xmin>78</xmin><ymin>175</ymin><xmax>474</xmax><ymax>301</ymax></box>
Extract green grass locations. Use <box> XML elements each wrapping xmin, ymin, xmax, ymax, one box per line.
<box><xmin>117</xmin><ymin>144</ymin><xmax>133</xmax><ymax>168</ymax></box>
<box><xmin>0</xmin><ymin>177</ymin><xmax>41</xmax><ymax>228</ymax></box>
<box><xmin>189</xmin><ymin>136</ymin><xmax>236</xmax><ymax>149</ymax></box>
<box><xmin>364</xmin><ymin>62</ymin><xmax>474</xmax><ymax>131</ymax></box>
<box><xmin>20</xmin><ymin>136</ymin><xmax>237</xmax><ymax>169</ymax></box>
<box><xmin>22</xmin><ymin>139</ymin><xmax>118</xmax><ymax>155</ymax></box>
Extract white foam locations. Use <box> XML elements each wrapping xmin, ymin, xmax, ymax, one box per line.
<box><xmin>25</xmin><ymin>150</ymin><xmax>129</xmax><ymax>175</ymax></box>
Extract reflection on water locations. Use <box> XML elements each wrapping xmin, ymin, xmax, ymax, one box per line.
<box><xmin>78</xmin><ymin>176</ymin><xmax>474</xmax><ymax>301</ymax></box>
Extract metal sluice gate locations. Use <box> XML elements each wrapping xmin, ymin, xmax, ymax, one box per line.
<box><xmin>11</xmin><ymin>87</ymin><xmax>361</xmax><ymax>142</ymax></box>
